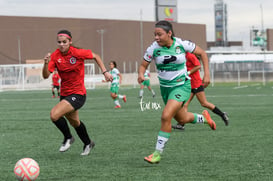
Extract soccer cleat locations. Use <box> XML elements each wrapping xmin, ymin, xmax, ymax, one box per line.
<box><xmin>222</xmin><ymin>112</ymin><xmax>229</xmax><ymax>126</ymax></box>
<box><xmin>171</xmin><ymin>123</ymin><xmax>185</xmax><ymax>130</ymax></box>
<box><xmin>123</xmin><ymin>95</ymin><xmax>127</xmax><ymax>103</ymax></box>
<box><xmin>144</xmin><ymin>151</ymin><xmax>161</xmax><ymax>164</ymax></box>
<box><xmin>59</xmin><ymin>137</ymin><xmax>75</xmax><ymax>152</ymax></box>
<box><xmin>202</xmin><ymin>110</ymin><xmax>216</xmax><ymax>130</ymax></box>
<box><xmin>152</xmin><ymin>94</ymin><xmax>156</xmax><ymax>98</ymax></box>
<box><xmin>114</xmin><ymin>105</ymin><xmax>121</xmax><ymax>108</ymax></box>
<box><xmin>80</xmin><ymin>141</ymin><xmax>95</xmax><ymax>156</ymax></box>
<box><xmin>52</xmin><ymin>95</ymin><xmax>55</xmax><ymax>98</ymax></box>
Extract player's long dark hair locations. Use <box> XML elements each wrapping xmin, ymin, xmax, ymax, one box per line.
<box><xmin>155</xmin><ymin>20</ymin><xmax>175</xmax><ymax>39</ymax></box>
<box><xmin>110</xmin><ymin>61</ymin><xmax>117</xmax><ymax>68</ymax></box>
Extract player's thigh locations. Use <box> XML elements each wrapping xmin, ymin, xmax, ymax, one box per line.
<box><xmin>50</xmin><ymin>100</ymin><xmax>74</xmax><ymax>121</ymax></box>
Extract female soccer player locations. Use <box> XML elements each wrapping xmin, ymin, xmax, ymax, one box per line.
<box><xmin>172</xmin><ymin>52</ymin><xmax>229</xmax><ymax>130</ymax></box>
<box><xmin>51</xmin><ymin>69</ymin><xmax>60</xmax><ymax>98</ymax></box>
<box><xmin>108</xmin><ymin>61</ymin><xmax>126</xmax><ymax>108</ymax></box>
<box><xmin>42</xmin><ymin>30</ymin><xmax>113</xmax><ymax>156</ymax></box>
<box><xmin>139</xmin><ymin>69</ymin><xmax>156</xmax><ymax>99</ymax></box>
<box><xmin>138</xmin><ymin>20</ymin><xmax>216</xmax><ymax>164</ymax></box>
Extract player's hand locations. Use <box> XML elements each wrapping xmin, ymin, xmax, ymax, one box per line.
<box><xmin>138</xmin><ymin>75</ymin><xmax>145</xmax><ymax>84</ymax></box>
<box><xmin>202</xmin><ymin>74</ymin><xmax>210</xmax><ymax>88</ymax></box>
<box><xmin>104</xmin><ymin>72</ymin><xmax>113</xmax><ymax>82</ymax></box>
<box><xmin>44</xmin><ymin>53</ymin><xmax>51</xmax><ymax>63</ymax></box>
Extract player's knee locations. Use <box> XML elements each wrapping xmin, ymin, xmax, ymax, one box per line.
<box><xmin>111</xmin><ymin>94</ymin><xmax>117</xmax><ymax>99</ymax></box>
<box><xmin>50</xmin><ymin>111</ymin><xmax>60</xmax><ymax>122</ymax></box>
<box><xmin>161</xmin><ymin>113</ymin><xmax>171</xmax><ymax>123</ymax></box>
<box><xmin>200</xmin><ymin>102</ymin><xmax>209</xmax><ymax>108</ymax></box>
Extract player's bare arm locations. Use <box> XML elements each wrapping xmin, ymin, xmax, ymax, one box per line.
<box><xmin>42</xmin><ymin>53</ymin><xmax>51</xmax><ymax>79</ymax></box>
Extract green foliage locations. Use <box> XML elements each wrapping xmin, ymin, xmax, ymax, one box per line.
<box><xmin>0</xmin><ymin>83</ymin><xmax>272</xmax><ymax>180</ymax></box>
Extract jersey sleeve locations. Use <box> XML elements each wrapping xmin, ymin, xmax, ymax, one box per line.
<box><xmin>143</xmin><ymin>42</ymin><xmax>156</xmax><ymax>62</ymax></box>
<box><xmin>114</xmin><ymin>68</ymin><xmax>120</xmax><ymax>74</ymax></box>
<box><xmin>180</xmin><ymin>40</ymin><xmax>196</xmax><ymax>53</ymax></box>
<box><xmin>75</xmin><ymin>48</ymin><xmax>93</xmax><ymax>60</ymax></box>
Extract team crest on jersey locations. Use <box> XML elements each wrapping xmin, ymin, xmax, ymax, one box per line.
<box><xmin>70</xmin><ymin>57</ymin><xmax>76</xmax><ymax>64</ymax></box>
<box><xmin>175</xmin><ymin>46</ymin><xmax>182</xmax><ymax>54</ymax></box>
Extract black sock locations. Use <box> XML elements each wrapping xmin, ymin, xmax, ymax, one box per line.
<box><xmin>75</xmin><ymin>121</ymin><xmax>91</xmax><ymax>145</ymax></box>
<box><xmin>212</xmin><ymin>106</ymin><xmax>224</xmax><ymax>117</ymax></box>
<box><xmin>53</xmin><ymin>117</ymin><xmax>72</xmax><ymax>140</ymax></box>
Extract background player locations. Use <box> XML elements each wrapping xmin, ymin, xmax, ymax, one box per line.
<box><xmin>172</xmin><ymin>52</ymin><xmax>229</xmax><ymax>130</ymax></box>
<box><xmin>51</xmin><ymin>69</ymin><xmax>60</xmax><ymax>98</ymax></box>
<box><xmin>108</xmin><ymin>61</ymin><xmax>126</xmax><ymax>108</ymax></box>
<box><xmin>139</xmin><ymin>69</ymin><xmax>156</xmax><ymax>99</ymax></box>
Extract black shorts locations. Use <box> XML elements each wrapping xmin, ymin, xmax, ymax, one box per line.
<box><xmin>191</xmin><ymin>85</ymin><xmax>204</xmax><ymax>94</ymax></box>
<box><xmin>60</xmin><ymin>94</ymin><xmax>86</xmax><ymax>110</ymax></box>
<box><xmin>53</xmin><ymin>85</ymin><xmax>60</xmax><ymax>89</ymax></box>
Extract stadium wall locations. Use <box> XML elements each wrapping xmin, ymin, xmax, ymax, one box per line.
<box><xmin>267</xmin><ymin>29</ymin><xmax>273</xmax><ymax>51</ymax></box>
<box><xmin>0</xmin><ymin>16</ymin><xmax>207</xmax><ymax>73</ymax></box>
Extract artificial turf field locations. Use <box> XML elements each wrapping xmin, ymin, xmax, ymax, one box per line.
<box><xmin>1</xmin><ymin>83</ymin><xmax>273</xmax><ymax>181</ymax></box>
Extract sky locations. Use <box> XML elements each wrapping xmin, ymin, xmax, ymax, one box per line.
<box><xmin>0</xmin><ymin>0</ymin><xmax>272</xmax><ymax>48</ymax></box>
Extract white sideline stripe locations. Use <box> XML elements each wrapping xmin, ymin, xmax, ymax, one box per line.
<box><xmin>206</xmin><ymin>94</ymin><xmax>271</xmax><ymax>98</ymax></box>
<box><xmin>250</xmin><ymin>83</ymin><xmax>261</xmax><ymax>87</ymax></box>
<box><xmin>233</xmin><ymin>83</ymin><xmax>264</xmax><ymax>89</ymax></box>
<box><xmin>233</xmin><ymin>85</ymin><xmax>248</xmax><ymax>89</ymax></box>
<box><xmin>0</xmin><ymin>94</ymin><xmax>272</xmax><ymax>102</ymax></box>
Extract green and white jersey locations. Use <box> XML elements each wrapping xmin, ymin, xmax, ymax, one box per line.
<box><xmin>144</xmin><ymin>70</ymin><xmax>150</xmax><ymax>80</ymax></box>
<box><xmin>143</xmin><ymin>37</ymin><xmax>195</xmax><ymax>87</ymax></box>
<box><xmin>110</xmin><ymin>68</ymin><xmax>120</xmax><ymax>87</ymax></box>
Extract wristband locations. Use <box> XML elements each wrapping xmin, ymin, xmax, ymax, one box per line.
<box><xmin>102</xmin><ymin>70</ymin><xmax>108</xmax><ymax>74</ymax></box>
<box><xmin>187</xmin><ymin>71</ymin><xmax>191</xmax><ymax>75</ymax></box>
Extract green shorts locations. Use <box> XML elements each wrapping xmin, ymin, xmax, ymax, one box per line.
<box><xmin>110</xmin><ymin>85</ymin><xmax>119</xmax><ymax>94</ymax></box>
<box><xmin>160</xmin><ymin>80</ymin><xmax>191</xmax><ymax>105</ymax></box>
<box><xmin>142</xmin><ymin>79</ymin><xmax>150</xmax><ymax>87</ymax></box>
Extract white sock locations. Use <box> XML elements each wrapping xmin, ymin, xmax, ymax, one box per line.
<box><xmin>114</xmin><ymin>100</ymin><xmax>120</xmax><ymax>106</ymax></box>
<box><xmin>155</xmin><ymin>135</ymin><xmax>169</xmax><ymax>153</ymax></box>
<box><xmin>139</xmin><ymin>89</ymin><xmax>144</xmax><ymax>97</ymax></box>
<box><xmin>197</xmin><ymin>114</ymin><xmax>205</xmax><ymax>123</ymax></box>
<box><xmin>151</xmin><ymin>90</ymin><xmax>155</xmax><ymax>96</ymax></box>
<box><xmin>118</xmin><ymin>94</ymin><xmax>124</xmax><ymax>99</ymax></box>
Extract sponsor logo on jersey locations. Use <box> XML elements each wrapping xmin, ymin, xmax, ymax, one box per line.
<box><xmin>57</xmin><ymin>58</ymin><xmax>62</xmax><ymax>63</ymax></box>
<box><xmin>70</xmin><ymin>57</ymin><xmax>76</xmax><ymax>64</ymax></box>
<box><xmin>176</xmin><ymin>78</ymin><xmax>183</xmax><ymax>82</ymax></box>
<box><xmin>163</xmin><ymin>55</ymin><xmax>177</xmax><ymax>64</ymax></box>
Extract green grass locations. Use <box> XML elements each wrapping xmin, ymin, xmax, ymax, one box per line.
<box><xmin>1</xmin><ymin>82</ymin><xmax>273</xmax><ymax>181</ymax></box>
